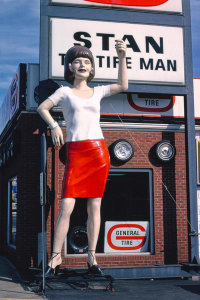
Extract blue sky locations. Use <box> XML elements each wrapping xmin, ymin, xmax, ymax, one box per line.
<box><xmin>0</xmin><ymin>0</ymin><xmax>199</xmax><ymax>106</ymax></box>
<box><xmin>0</xmin><ymin>0</ymin><xmax>40</xmax><ymax>105</ymax></box>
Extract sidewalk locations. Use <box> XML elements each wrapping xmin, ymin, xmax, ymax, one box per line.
<box><xmin>0</xmin><ymin>256</ymin><xmax>42</xmax><ymax>299</ymax></box>
<box><xmin>1</xmin><ymin>256</ymin><xmax>200</xmax><ymax>299</ymax></box>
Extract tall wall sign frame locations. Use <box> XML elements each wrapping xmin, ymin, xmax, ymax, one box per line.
<box><xmin>39</xmin><ymin>0</ymin><xmax>198</xmax><ymax>263</ymax></box>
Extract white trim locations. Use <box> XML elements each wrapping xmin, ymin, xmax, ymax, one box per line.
<box><xmin>58</xmin><ymin>120</ymin><xmax>186</xmax><ymax>132</ymax></box>
<box><xmin>64</xmin><ymin>252</ymin><xmax>151</xmax><ymax>258</ymax></box>
<box><xmin>101</xmin><ymin>122</ymin><xmax>185</xmax><ymax>132</ymax></box>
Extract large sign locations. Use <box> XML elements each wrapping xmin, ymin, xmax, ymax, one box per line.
<box><xmin>104</xmin><ymin>221</ymin><xmax>149</xmax><ymax>253</ymax></box>
<box><xmin>50</xmin><ymin>0</ymin><xmax>182</xmax><ymax>13</ymax></box>
<box><xmin>197</xmin><ymin>140</ymin><xmax>200</xmax><ymax>185</ymax></box>
<box><xmin>0</xmin><ymin>64</ymin><xmax>26</xmax><ymax>136</ymax></box>
<box><xmin>50</xmin><ymin>18</ymin><xmax>185</xmax><ymax>84</ymax></box>
<box><xmin>194</xmin><ymin>78</ymin><xmax>200</xmax><ymax>119</ymax></box>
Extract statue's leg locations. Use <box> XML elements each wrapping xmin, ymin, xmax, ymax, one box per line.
<box><xmin>48</xmin><ymin>197</ymin><xmax>76</xmax><ymax>268</ymax></box>
<box><xmin>87</xmin><ymin>197</ymin><xmax>102</xmax><ymax>266</ymax></box>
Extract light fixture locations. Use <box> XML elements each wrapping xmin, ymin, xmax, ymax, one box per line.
<box><xmin>109</xmin><ymin>139</ymin><xmax>134</xmax><ymax>164</ymax></box>
<box><xmin>156</xmin><ymin>140</ymin><xmax>175</xmax><ymax>162</ymax></box>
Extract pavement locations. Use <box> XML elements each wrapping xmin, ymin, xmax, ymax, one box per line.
<box><xmin>0</xmin><ymin>256</ymin><xmax>42</xmax><ymax>299</ymax></box>
<box><xmin>1</xmin><ymin>256</ymin><xmax>200</xmax><ymax>299</ymax></box>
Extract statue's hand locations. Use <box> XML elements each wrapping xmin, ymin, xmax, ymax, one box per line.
<box><xmin>115</xmin><ymin>39</ymin><xmax>127</xmax><ymax>59</ymax></box>
<box><xmin>51</xmin><ymin>126</ymin><xmax>64</xmax><ymax>146</ymax></box>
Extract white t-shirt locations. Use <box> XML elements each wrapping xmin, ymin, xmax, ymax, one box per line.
<box><xmin>48</xmin><ymin>85</ymin><xmax>110</xmax><ymax>142</ymax></box>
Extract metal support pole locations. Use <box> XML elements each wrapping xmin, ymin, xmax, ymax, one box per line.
<box><xmin>39</xmin><ymin>133</ymin><xmax>47</xmax><ymax>293</ymax></box>
<box><xmin>38</xmin><ymin>81</ymin><xmax>51</xmax><ymax>293</ymax></box>
<box><xmin>184</xmin><ymin>95</ymin><xmax>199</xmax><ymax>263</ymax></box>
<box><xmin>183</xmin><ymin>0</ymin><xmax>199</xmax><ymax>263</ymax></box>
<box><xmin>37</xmin><ymin>78</ymin><xmax>59</xmax><ymax>292</ymax></box>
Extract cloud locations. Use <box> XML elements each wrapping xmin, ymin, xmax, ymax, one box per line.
<box><xmin>1</xmin><ymin>43</ymin><xmax>39</xmax><ymax>57</ymax></box>
<box><xmin>190</xmin><ymin>0</ymin><xmax>200</xmax><ymax>76</ymax></box>
<box><xmin>0</xmin><ymin>0</ymin><xmax>40</xmax><ymax>17</ymax></box>
<box><xmin>0</xmin><ymin>77</ymin><xmax>14</xmax><ymax>89</ymax></box>
<box><xmin>0</xmin><ymin>0</ymin><xmax>40</xmax><ymax>105</ymax></box>
<box><xmin>0</xmin><ymin>25</ymin><xmax>39</xmax><ymax>38</ymax></box>
<box><xmin>0</xmin><ymin>64</ymin><xmax>18</xmax><ymax>74</ymax></box>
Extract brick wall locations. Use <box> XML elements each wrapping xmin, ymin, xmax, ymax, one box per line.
<box><xmin>16</xmin><ymin>114</ymin><xmax>41</xmax><ymax>272</ymax></box>
<box><xmin>0</xmin><ymin>116</ymin><xmax>189</xmax><ymax>271</ymax></box>
<box><xmin>45</xmin><ymin>128</ymin><xmax>188</xmax><ymax>268</ymax></box>
<box><xmin>0</xmin><ymin>113</ymin><xmax>41</xmax><ymax>272</ymax></box>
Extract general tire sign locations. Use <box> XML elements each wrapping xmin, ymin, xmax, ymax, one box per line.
<box><xmin>50</xmin><ymin>0</ymin><xmax>182</xmax><ymax>13</ymax></box>
<box><xmin>104</xmin><ymin>221</ymin><xmax>149</xmax><ymax>253</ymax></box>
<box><xmin>50</xmin><ymin>18</ymin><xmax>185</xmax><ymax>84</ymax></box>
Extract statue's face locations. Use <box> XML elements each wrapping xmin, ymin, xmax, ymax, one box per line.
<box><xmin>70</xmin><ymin>57</ymin><xmax>92</xmax><ymax>81</ymax></box>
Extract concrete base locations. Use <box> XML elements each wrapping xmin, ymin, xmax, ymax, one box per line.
<box><xmin>102</xmin><ymin>264</ymin><xmax>200</xmax><ymax>279</ymax></box>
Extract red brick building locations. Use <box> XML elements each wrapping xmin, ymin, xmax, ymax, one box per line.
<box><xmin>0</xmin><ymin>64</ymin><xmax>194</xmax><ymax>277</ymax></box>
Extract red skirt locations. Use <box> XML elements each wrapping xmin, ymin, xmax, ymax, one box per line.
<box><xmin>61</xmin><ymin>139</ymin><xmax>110</xmax><ymax>198</ymax></box>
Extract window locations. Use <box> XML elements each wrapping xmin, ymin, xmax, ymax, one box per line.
<box><xmin>100</xmin><ymin>169</ymin><xmax>154</xmax><ymax>253</ymax></box>
<box><xmin>7</xmin><ymin>176</ymin><xmax>17</xmax><ymax>249</ymax></box>
<box><xmin>65</xmin><ymin>169</ymin><xmax>154</xmax><ymax>255</ymax></box>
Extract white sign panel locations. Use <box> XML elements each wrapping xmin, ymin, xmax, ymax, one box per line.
<box><xmin>50</xmin><ymin>0</ymin><xmax>182</xmax><ymax>13</ymax></box>
<box><xmin>101</xmin><ymin>93</ymin><xmax>184</xmax><ymax>117</ymax></box>
<box><xmin>50</xmin><ymin>18</ymin><xmax>185</xmax><ymax>84</ymax></box>
<box><xmin>194</xmin><ymin>78</ymin><xmax>200</xmax><ymax>119</ymax></box>
<box><xmin>104</xmin><ymin>221</ymin><xmax>149</xmax><ymax>253</ymax></box>
<box><xmin>102</xmin><ymin>78</ymin><xmax>200</xmax><ymax>118</ymax></box>
<box><xmin>197</xmin><ymin>190</ymin><xmax>200</xmax><ymax>259</ymax></box>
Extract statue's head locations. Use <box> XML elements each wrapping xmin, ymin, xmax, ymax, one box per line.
<box><xmin>64</xmin><ymin>46</ymin><xmax>95</xmax><ymax>84</ymax></box>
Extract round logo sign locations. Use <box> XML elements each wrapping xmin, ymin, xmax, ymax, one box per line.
<box><xmin>127</xmin><ymin>93</ymin><xmax>175</xmax><ymax>113</ymax></box>
<box><xmin>107</xmin><ymin>223</ymin><xmax>147</xmax><ymax>251</ymax></box>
